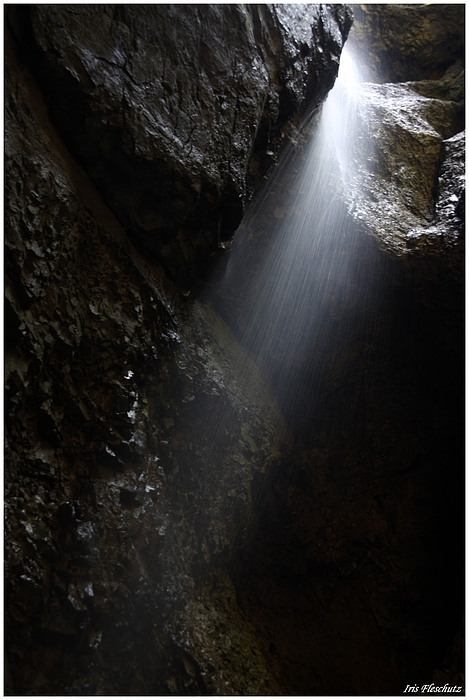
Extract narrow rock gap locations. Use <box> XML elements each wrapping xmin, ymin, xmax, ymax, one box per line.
<box><xmin>5</xmin><ymin>5</ymin><xmax>464</xmax><ymax>696</ymax></box>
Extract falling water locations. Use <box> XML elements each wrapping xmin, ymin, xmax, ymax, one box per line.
<box><xmin>207</xmin><ymin>43</ymin><xmax>372</xmax><ymax>441</ymax></box>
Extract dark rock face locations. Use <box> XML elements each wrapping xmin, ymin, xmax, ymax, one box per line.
<box><xmin>5</xmin><ymin>25</ymin><xmax>286</xmax><ymax>694</ymax></box>
<box><xmin>224</xmin><ymin>225</ymin><xmax>464</xmax><ymax>692</ymax></box>
<box><xmin>206</xmin><ymin>6</ymin><xmax>464</xmax><ymax>695</ymax></box>
<box><xmin>349</xmin><ymin>4</ymin><xmax>465</xmax><ymax>83</ymax></box>
<box><xmin>5</xmin><ymin>4</ymin><xmax>353</xmax><ymax>695</ymax></box>
<box><xmin>4</xmin><ymin>3</ymin><xmax>464</xmax><ymax>697</ymax></box>
<box><xmin>20</xmin><ymin>4</ymin><xmax>352</xmax><ymax>290</ymax></box>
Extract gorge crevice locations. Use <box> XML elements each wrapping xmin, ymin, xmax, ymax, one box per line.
<box><xmin>5</xmin><ymin>5</ymin><xmax>464</xmax><ymax>696</ymax></box>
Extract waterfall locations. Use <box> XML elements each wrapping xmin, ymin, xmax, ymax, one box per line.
<box><xmin>208</xmin><ymin>43</ymin><xmax>368</xmax><ymax>439</ymax></box>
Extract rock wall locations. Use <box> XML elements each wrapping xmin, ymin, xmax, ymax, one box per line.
<box><xmin>349</xmin><ymin>4</ymin><xmax>465</xmax><ymax>83</ymax></box>
<box><xmin>208</xmin><ymin>6</ymin><xmax>465</xmax><ymax>695</ymax></box>
<box><xmin>5</xmin><ymin>4</ymin><xmax>464</xmax><ymax>696</ymax></box>
<box><xmin>5</xmin><ymin>4</ymin><xmax>353</xmax><ymax>695</ymax></box>
<box><xmin>15</xmin><ymin>3</ymin><xmax>351</xmax><ymax>290</ymax></box>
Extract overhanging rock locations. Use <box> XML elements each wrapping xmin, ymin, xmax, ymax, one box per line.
<box><xmin>22</xmin><ymin>4</ymin><xmax>353</xmax><ymax>289</ymax></box>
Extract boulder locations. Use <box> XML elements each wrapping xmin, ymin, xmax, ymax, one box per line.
<box><xmin>343</xmin><ymin>78</ymin><xmax>464</xmax><ymax>259</ymax></box>
<box><xmin>16</xmin><ymin>4</ymin><xmax>352</xmax><ymax>289</ymax></box>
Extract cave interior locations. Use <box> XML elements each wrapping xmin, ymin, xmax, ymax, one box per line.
<box><xmin>4</xmin><ymin>4</ymin><xmax>465</xmax><ymax>696</ymax></box>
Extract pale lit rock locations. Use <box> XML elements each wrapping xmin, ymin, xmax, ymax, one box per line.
<box><xmin>344</xmin><ymin>81</ymin><xmax>464</xmax><ymax>257</ymax></box>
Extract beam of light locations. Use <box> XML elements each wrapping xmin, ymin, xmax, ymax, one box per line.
<box><xmin>206</xmin><ymin>40</ymin><xmax>371</xmax><ymax>441</ymax></box>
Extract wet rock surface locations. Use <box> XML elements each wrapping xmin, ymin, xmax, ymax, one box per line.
<box><xmin>5</xmin><ymin>4</ymin><xmax>464</xmax><ymax>697</ymax></box>
<box><xmin>15</xmin><ymin>4</ymin><xmax>352</xmax><ymax>290</ymax></box>
<box><xmin>345</xmin><ymin>78</ymin><xmax>464</xmax><ymax>257</ymax></box>
<box><xmin>5</xmin><ymin>19</ymin><xmax>288</xmax><ymax>695</ymax></box>
<box><xmin>206</xmin><ymin>6</ymin><xmax>464</xmax><ymax>695</ymax></box>
<box><xmin>210</xmin><ymin>155</ymin><xmax>464</xmax><ymax>693</ymax></box>
<box><xmin>227</xmin><ymin>230</ymin><xmax>464</xmax><ymax>692</ymax></box>
<box><xmin>349</xmin><ymin>4</ymin><xmax>465</xmax><ymax>83</ymax></box>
